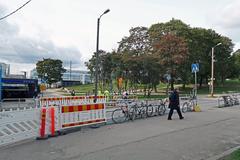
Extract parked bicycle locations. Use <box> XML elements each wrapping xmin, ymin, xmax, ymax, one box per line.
<box><xmin>132</xmin><ymin>100</ymin><xmax>155</xmax><ymax>118</ymax></box>
<box><xmin>231</xmin><ymin>94</ymin><xmax>239</xmax><ymax>105</ymax></box>
<box><xmin>157</xmin><ymin>98</ymin><xmax>167</xmax><ymax>115</ymax></box>
<box><xmin>182</xmin><ymin>97</ymin><xmax>196</xmax><ymax>113</ymax></box>
<box><xmin>218</xmin><ymin>94</ymin><xmax>239</xmax><ymax>107</ymax></box>
<box><xmin>111</xmin><ymin>99</ymin><xmax>136</xmax><ymax>123</ymax></box>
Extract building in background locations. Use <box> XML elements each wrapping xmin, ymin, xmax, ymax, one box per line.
<box><xmin>0</xmin><ymin>63</ymin><xmax>39</xmax><ymax>99</ymax></box>
<box><xmin>0</xmin><ymin>62</ymin><xmax>10</xmax><ymax>77</ymax></box>
<box><xmin>30</xmin><ymin>68</ymin><xmax>38</xmax><ymax>80</ymax></box>
<box><xmin>30</xmin><ymin>68</ymin><xmax>92</xmax><ymax>86</ymax></box>
<box><xmin>62</xmin><ymin>70</ymin><xmax>91</xmax><ymax>84</ymax></box>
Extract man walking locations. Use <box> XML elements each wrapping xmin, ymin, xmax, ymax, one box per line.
<box><xmin>168</xmin><ymin>88</ymin><xmax>184</xmax><ymax>120</ymax></box>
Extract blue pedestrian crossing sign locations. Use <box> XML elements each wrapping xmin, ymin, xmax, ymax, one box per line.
<box><xmin>191</xmin><ymin>63</ymin><xmax>199</xmax><ymax>73</ymax></box>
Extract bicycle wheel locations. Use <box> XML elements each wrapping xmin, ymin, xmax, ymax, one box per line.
<box><xmin>128</xmin><ymin>106</ymin><xmax>136</xmax><ymax>121</ymax></box>
<box><xmin>182</xmin><ymin>102</ymin><xmax>189</xmax><ymax>113</ymax></box>
<box><xmin>140</xmin><ymin>107</ymin><xmax>147</xmax><ymax>119</ymax></box>
<box><xmin>146</xmin><ymin>104</ymin><xmax>154</xmax><ymax>117</ymax></box>
<box><xmin>112</xmin><ymin>108</ymin><xmax>127</xmax><ymax>123</ymax></box>
<box><xmin>158</xmin><ymin>104</ymin><xmax>166</xmax><ymax>115</ymax></box>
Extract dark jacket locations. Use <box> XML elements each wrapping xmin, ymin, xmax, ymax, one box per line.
<box><xmin>169</xmin><ymin>90</ymin><xmax>179</xmax><ymax>108</ymax></box>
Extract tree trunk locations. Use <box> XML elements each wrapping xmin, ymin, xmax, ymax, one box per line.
<box><xmin>154</xmin><ymin>84</ymin><xmax>157</xmax><ymax>93</ymax></box>
<box><xmin>124</xmin><ymin>79</ymin><xmax>128</xmax><ymax>91</ymax></box>
<box><xmin>182</xmin><ymin>83</ymin><xmax>185</xmax><ymax>89</ymax></box>
<box><xmin>170</xmin><ymin>74</ymin><xmax>174</xmax><ymax>91</ymax></box>
<box><xmin>221</xmin><ymin>75</ymin><xmax>225</xmax><ymax>86</ymax></box>
<box><xmin>144</xmin><ymin>86</ymin><xmax>147</xmax><ymax>97</ymax></box>
<box><xmin>199</xmin><ymin>75</ymin><xmax>203</xmax><ymax>89</ymax></box>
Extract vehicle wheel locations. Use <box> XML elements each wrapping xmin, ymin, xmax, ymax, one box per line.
<box><xmin>158</xmin><ymin>104</ymin><xmax>166</xmax><ymax>115</ymax></box>
<box><xmin>182</xmin><ymin>102</ymin><xmax>188</xmax><ymax>113</ymax></box>
<box><xmin>129</xmin><ymin>106</ymin><xmax>136</xmax><ymax>121</ymax></box>
<box><xmin>112</xmin><ymin>109</ymin><xmax>127</xmax><ymax>124</ymax></box>
<box><xmin>146</xmin><ymin>104</ymin><xmax>154</xmax><ymax>117</ymax></box>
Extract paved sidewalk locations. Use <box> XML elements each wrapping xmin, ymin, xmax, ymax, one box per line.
<box><xmin>1</xmin><ymin>103</ymin><xmax>240</xmax><ymax>160</ymax></box>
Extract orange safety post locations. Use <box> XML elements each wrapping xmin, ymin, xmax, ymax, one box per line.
<box><xmin>37</xmin><ymin>108</ymin><xmax>48</xmax><ymax>140</ymax></box>
<box><xmin>49</xmin><ymin>107</ymin><xmax>58</xmax><ymax>137</ymax></box>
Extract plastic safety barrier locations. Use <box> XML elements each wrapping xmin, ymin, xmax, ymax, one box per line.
<box><xmin>60</xmin><ymin>103</ymin><xmax>106</xmax><ymax>129</ymax></box>
<box><xmin>0</xmin><ymin>107</ymin><xmax>40</xmax><ymax>147</ymax></box>
<box><xmin>39</xmin><ymin>96</ymin><xmax>106</xmax><ymax>107</ymax></box>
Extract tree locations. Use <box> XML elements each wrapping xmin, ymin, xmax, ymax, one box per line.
<box><xmin>149</xmin><ymin>19</ymin><xmax>192</xmax><ymax>88</ymax></box>
<box><xmin>36</xmin><ymin>58</ymin><xmax>66</xmax><ymax>85</ymax></box>
<box><xmin>85</xmin><ymin>50</ymin><xmax>114</xmax><ymax>91</ymax></box>
<box><xmin>153</xmin><ymin>33</ymin><xmax>189</xmax><ymax>90</ymax></box>
<box><xmin>118</xmin><ymin>27</ymin><xmax>151</xmax><ymax>56</ymax></box>
<box><xmin>227</xmin><ymin>49</ymin><xmax>240</xmax><ymax>80</ymax></box>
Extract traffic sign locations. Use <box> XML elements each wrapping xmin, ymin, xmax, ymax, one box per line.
<box><xmin>191</xmin><ymin>63</ymin><xmax>199</xmax><ymax>73</ymax></box>
<box><xmin>166</xmin><ymin>74</ymin><xmax>171</xmax><ymax>81</ymax></box>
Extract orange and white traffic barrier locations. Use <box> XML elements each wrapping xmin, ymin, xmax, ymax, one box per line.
<box><xmin>39</xmin><ymin>96</ymin><xmax>106</xmax><ymax>108</ymax></box>
<box><xmin>85</xmin><ymin>96</ymin><xmax>106</xmax><ymax>104</ymax></box>
<box><xmin>37</xmin><ymin>108</ymin><xmax>48</xmax><ymax>139</ymax></box>
<box><xmin>37</xmin><ymin>102</ymin><xmax>106</xmax><ymax>140</ymax></box>
<box><xmin>48</xmin><ymin>107</ymin><xmax>59</xmax><ymax>137</ymax></box>
<box><xmin>60</xmin><ymin>103</ymin><xmax>106</xmax><ymax>129</ymax></box>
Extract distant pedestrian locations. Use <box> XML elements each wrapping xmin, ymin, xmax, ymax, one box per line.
<box><xmin>71</xmin><ymin>89</ymin><xmax>75</xmax><ymax>96</ymax></box>
<box><xmin>168</xmin><ymin>88</ymin><xmax>184</xmax><ymax>120</ymax></box>
<box><xmin>122</xmin><ymin>91</ymin><xmax>129</xmax><ymax>99</ymax></box>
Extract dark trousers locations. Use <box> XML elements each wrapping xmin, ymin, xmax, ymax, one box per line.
<box><xmin>168</xmin><ymin>106</ymin><xmax>183</xmax><ymax>119</ymax></box>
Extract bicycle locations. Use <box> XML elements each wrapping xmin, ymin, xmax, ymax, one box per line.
<box><xmin>157</xmin><ymin>98</ymin><xmax>167</xmax><ymax>115</ymax></box>
<box><xmin>231</xmin><ymin>94</ymin><xmax>239</xmax><ymax>105</ymax></box>
<box><xmin>181</xmin><ymin>97</ymin><xmax>196</xmax><ymax>113</ymax></box>
<box><xmin>136</xmin><ymin>100</ymin><xmax>154</xmax><ymax>118</ymax></box>
<box><xmin>111</xmin><ymin>99</ymin><xmax>136</xmax><ymax>123</ymax></box>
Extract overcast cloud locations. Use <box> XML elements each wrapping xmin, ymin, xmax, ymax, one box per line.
<box><xmin>209</xmin><ymin>0</ymin><xmax>240</xmax><ymax>49</ymax></box>
<box><xmin>0</xmin><ymin>5</ymin><xmax>83</xmax><ymax>72</ymax></box>
<box><xmin>213</xmin><ymin>0</ymin><xmax>240</xmax><ymax>29</ymax></box>
<box><xmin>1</xmin><ymin>0</ymin><xmax>240</xmax><ymax>74</ymax></box>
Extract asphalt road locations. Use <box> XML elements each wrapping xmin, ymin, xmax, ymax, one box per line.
<box><xmin>0</xmin><ymin>96</ymin><xmax>240</xmax><ymax>160</ymax></box>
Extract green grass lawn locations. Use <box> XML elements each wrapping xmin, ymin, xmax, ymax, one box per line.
<box><xmin>181</xmin><ymin>79</ymin><xmax>240</xmax><ymax>95</ymax></box>
<box><xmin>67</xmin><ymin>84</ymin><xmax>94</xmax><ymax>94</ymax></box>
<box><xmin>219</xmin><ymin>149</ymin><xmax>240</xmax><ymax>160</ymax></box>
<box><xmin>65</xmin><ymin>79</ymin><xmax>240</xmax><ymax>97</ymax></box>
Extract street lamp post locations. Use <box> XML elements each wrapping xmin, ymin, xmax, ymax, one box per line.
<box><xmin>94</xmin><ymin>9</ymin><xmax>110</xmax><ymax>103</ymax></box>
<box><xmin>210</xmin><ymin>42</ymin><xmax>222</xmax><ymax>97</ymax></box>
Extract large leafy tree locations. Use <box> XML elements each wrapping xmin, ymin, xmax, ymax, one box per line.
<box><xmin>153</xmin><ymin>33</ymin><xmax>189</xmax><ymax>89</ymax></box>
<box><xmin>231</xmin><ymin>49</ymin><xmax>240</xmax><ymax>79</ymax></box>
<box><xmin>85</xmin><ymin>50</ymin><xmax>120</xmax><ymax>91</ymax></box>
<box><xmin>149</xmin><ymin>19</ymin><xmax>192</xmax><ymax>88</ymax></box>
<box><xmin>36</xmin><ymin>58</ymin><xmax>66</xmax><ymax>85</ymax></box>
<box><xmin>117</xmin><ymin>27</ymin><xmax>162</xmax><ymax>95</ymax></box>
<box><xmin>85</xmin><ymin>19</ymin><xmax>236</xmax><ymax>94</ymax></box>
<box><xmin>118</xmin><ymin>27</ymin><xmax>151</xmax><ymax>55</ymax></box>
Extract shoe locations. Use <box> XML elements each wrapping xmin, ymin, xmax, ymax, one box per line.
<box><xmin>168</xmin><ymin>118</ymin><xmax>172</xmax><ymax>120</ymax></box>
<box><xmin>180</xmin><ymin>117</ymin><xmax>184</xmax><ymax>120</ymax></box>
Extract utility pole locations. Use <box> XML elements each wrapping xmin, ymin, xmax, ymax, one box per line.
<box><xmin>210</xmin><ymin>43</ymin><xmax>222</xmax><ymax>97</ymax></box>
<box><xmin>70</xmin><ymin>61</ymin><xmax>72</xmax><ymax>80</ymax></box>
<box><xmin>94</xmin><ymin>9</ymin><xmax>110</xmax><ymax>103</ymax></box>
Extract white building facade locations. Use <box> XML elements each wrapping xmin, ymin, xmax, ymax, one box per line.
<box><xmin>30</xmin><ymin>68</ymin><xmax>92</xmax><ymax>84</ymax></box>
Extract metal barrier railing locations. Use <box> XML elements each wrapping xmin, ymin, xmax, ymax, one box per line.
<box><xmin>0</xmin><ymin>107</ymin><xmax>40</xmax><ymax>147</ymax></box>
<box><xmin>0</xmin><ymin>96</ymin><xmax>107</xmax><ymax>147</ymax></box>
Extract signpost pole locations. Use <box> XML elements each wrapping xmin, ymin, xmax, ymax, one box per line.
<box><xmin>195</xmin><ymin>70</ymin><xmax>197</xmax><ymax>105</ymax></box>
<box><xmin>192</xmin><ymin>63</ymin><xmax>199</xmax><ymax>105</ymax></box>
<box><xmin>0</xmin><ymin>65</ymin><xmax>2</xmax><ymax>102</ymax></box>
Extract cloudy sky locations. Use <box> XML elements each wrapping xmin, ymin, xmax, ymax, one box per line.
<box><xmin>0</xmin><ymin>0</ymin><xmax>240</xmax><ymax>75</ymax></box>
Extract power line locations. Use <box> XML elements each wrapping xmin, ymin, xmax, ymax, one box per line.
<box><xmin>0</xmin><ymin>0</ymin><xmax>32</xmax><ymax>21</ymax></box>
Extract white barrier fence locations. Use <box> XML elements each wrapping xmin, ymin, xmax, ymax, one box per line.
<box><xmin>0</xmin><ymin>107</ymin><xmax>40</xmax><ymax>147</ymax></box>
<box><xmin>0</xmin><ymin>96</ymin><xmax>107</xmax><ymax>147</ymax></box>
<box><xmin>39</xmin><ymin>96</ymin><xmax>106</xmax><ymax>107</ymax></box>
<box><xmin>60</xmin><ymin>103</ymin><xmax>106</xmax><ymax>129</ymax></box>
